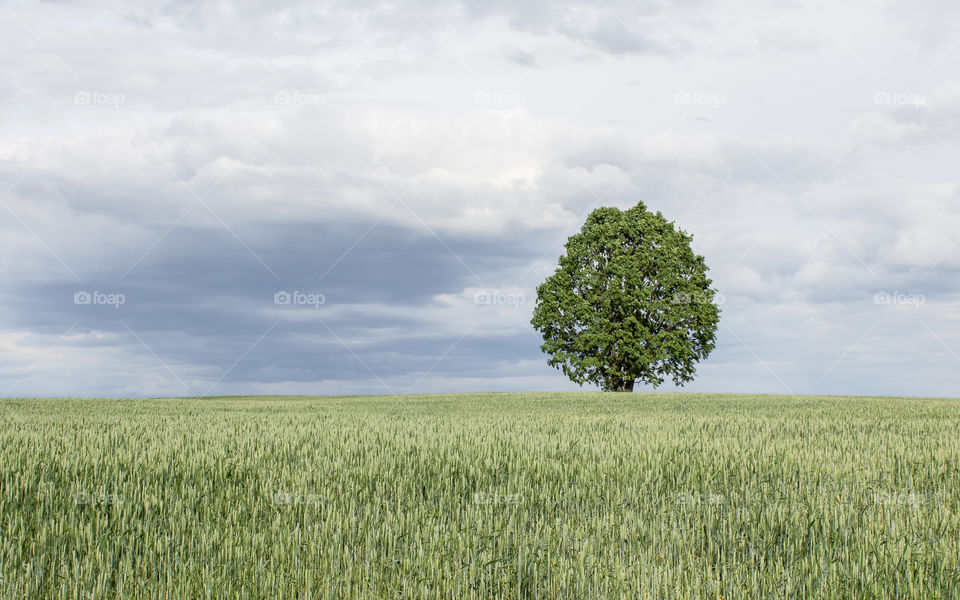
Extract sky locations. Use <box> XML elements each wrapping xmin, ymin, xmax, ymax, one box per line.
<box><xmin>1</xmin><ymin>0</ymin><xmax>958</xmax><ymax>398</ymax></box>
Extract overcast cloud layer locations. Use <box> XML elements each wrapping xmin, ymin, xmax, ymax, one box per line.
<box><xmin>1</xmin><ymin>0</ymin><xmax>959</xmax><ymax>398</ymax></box>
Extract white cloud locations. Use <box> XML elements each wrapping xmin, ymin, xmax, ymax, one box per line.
<box><xmin>1</xmin><ymin>0</ymin><xmax>959</xmax><ymax>397</ymax></box>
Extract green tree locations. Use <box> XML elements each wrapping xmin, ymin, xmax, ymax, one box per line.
<box><xmin>531</xmin><ymin>202</ymin><xmax>720</xmax><ymax>392</ymax></box>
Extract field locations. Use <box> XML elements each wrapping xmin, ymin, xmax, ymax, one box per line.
<box><xmin>2</xmin><ymin>393</ymin><xmax>959</xmax><ymax>599</ymax></box>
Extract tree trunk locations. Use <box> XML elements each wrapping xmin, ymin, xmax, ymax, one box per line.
<box><xmin>616</xmin><ymin>380</ymin><xmax>635</xmax><ymax>392</ymax></box>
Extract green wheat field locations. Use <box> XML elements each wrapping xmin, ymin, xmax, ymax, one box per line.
<box><xmin>2</xmin><ymin>393</ymin><xmax>959</xmax><ymax>599</ymax></box>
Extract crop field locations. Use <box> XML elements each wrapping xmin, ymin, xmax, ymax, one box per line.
<box><xmin>1</xmin><ymin>393</ymin><xmax>959</xmax><ymax>599</ymax></box>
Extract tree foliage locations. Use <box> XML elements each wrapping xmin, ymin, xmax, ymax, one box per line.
<box><xmin>531</xmin><ymin>202</ymin><xmax>720</xmax><ymax>392</ymax></box>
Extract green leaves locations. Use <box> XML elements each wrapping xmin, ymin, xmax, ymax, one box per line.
<box><xmin>531</xmin><ymin>202</ymin><xmax>720</xmax><ymax>391</ymax></box>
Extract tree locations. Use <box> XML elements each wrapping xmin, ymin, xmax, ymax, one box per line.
<box><xmin>530</xmin><ymin>202</ymin><xmax>720</xmax><ymax>392</ymax></box>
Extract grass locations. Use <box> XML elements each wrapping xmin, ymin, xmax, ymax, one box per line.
<box><xmin>1</xmin><ymin>392</ymin><xmax>959</xmax><ymax>599</ymax></box>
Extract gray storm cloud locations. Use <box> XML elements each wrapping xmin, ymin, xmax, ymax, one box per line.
<box><xmin>1</xmin><ymin>0</ymin><xmax>959</xmax><ymax>397</ymax></box>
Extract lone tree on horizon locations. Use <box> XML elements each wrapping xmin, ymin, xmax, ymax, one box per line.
<box><xmin>531</xmin><ymin>202</ymin><xmax>720</xmax><ymax>392</ymax></box>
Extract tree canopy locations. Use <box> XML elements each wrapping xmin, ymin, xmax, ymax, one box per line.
<box><xmin>530</xmin><ymin>202</ymin><xmax>720</xmax><ymax>392</ymax></box>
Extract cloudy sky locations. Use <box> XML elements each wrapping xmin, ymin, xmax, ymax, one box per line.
<box><xmin>1</xmin><ymin>0</ymin><xmax>958</xmax><ymax>398</ymax></box>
